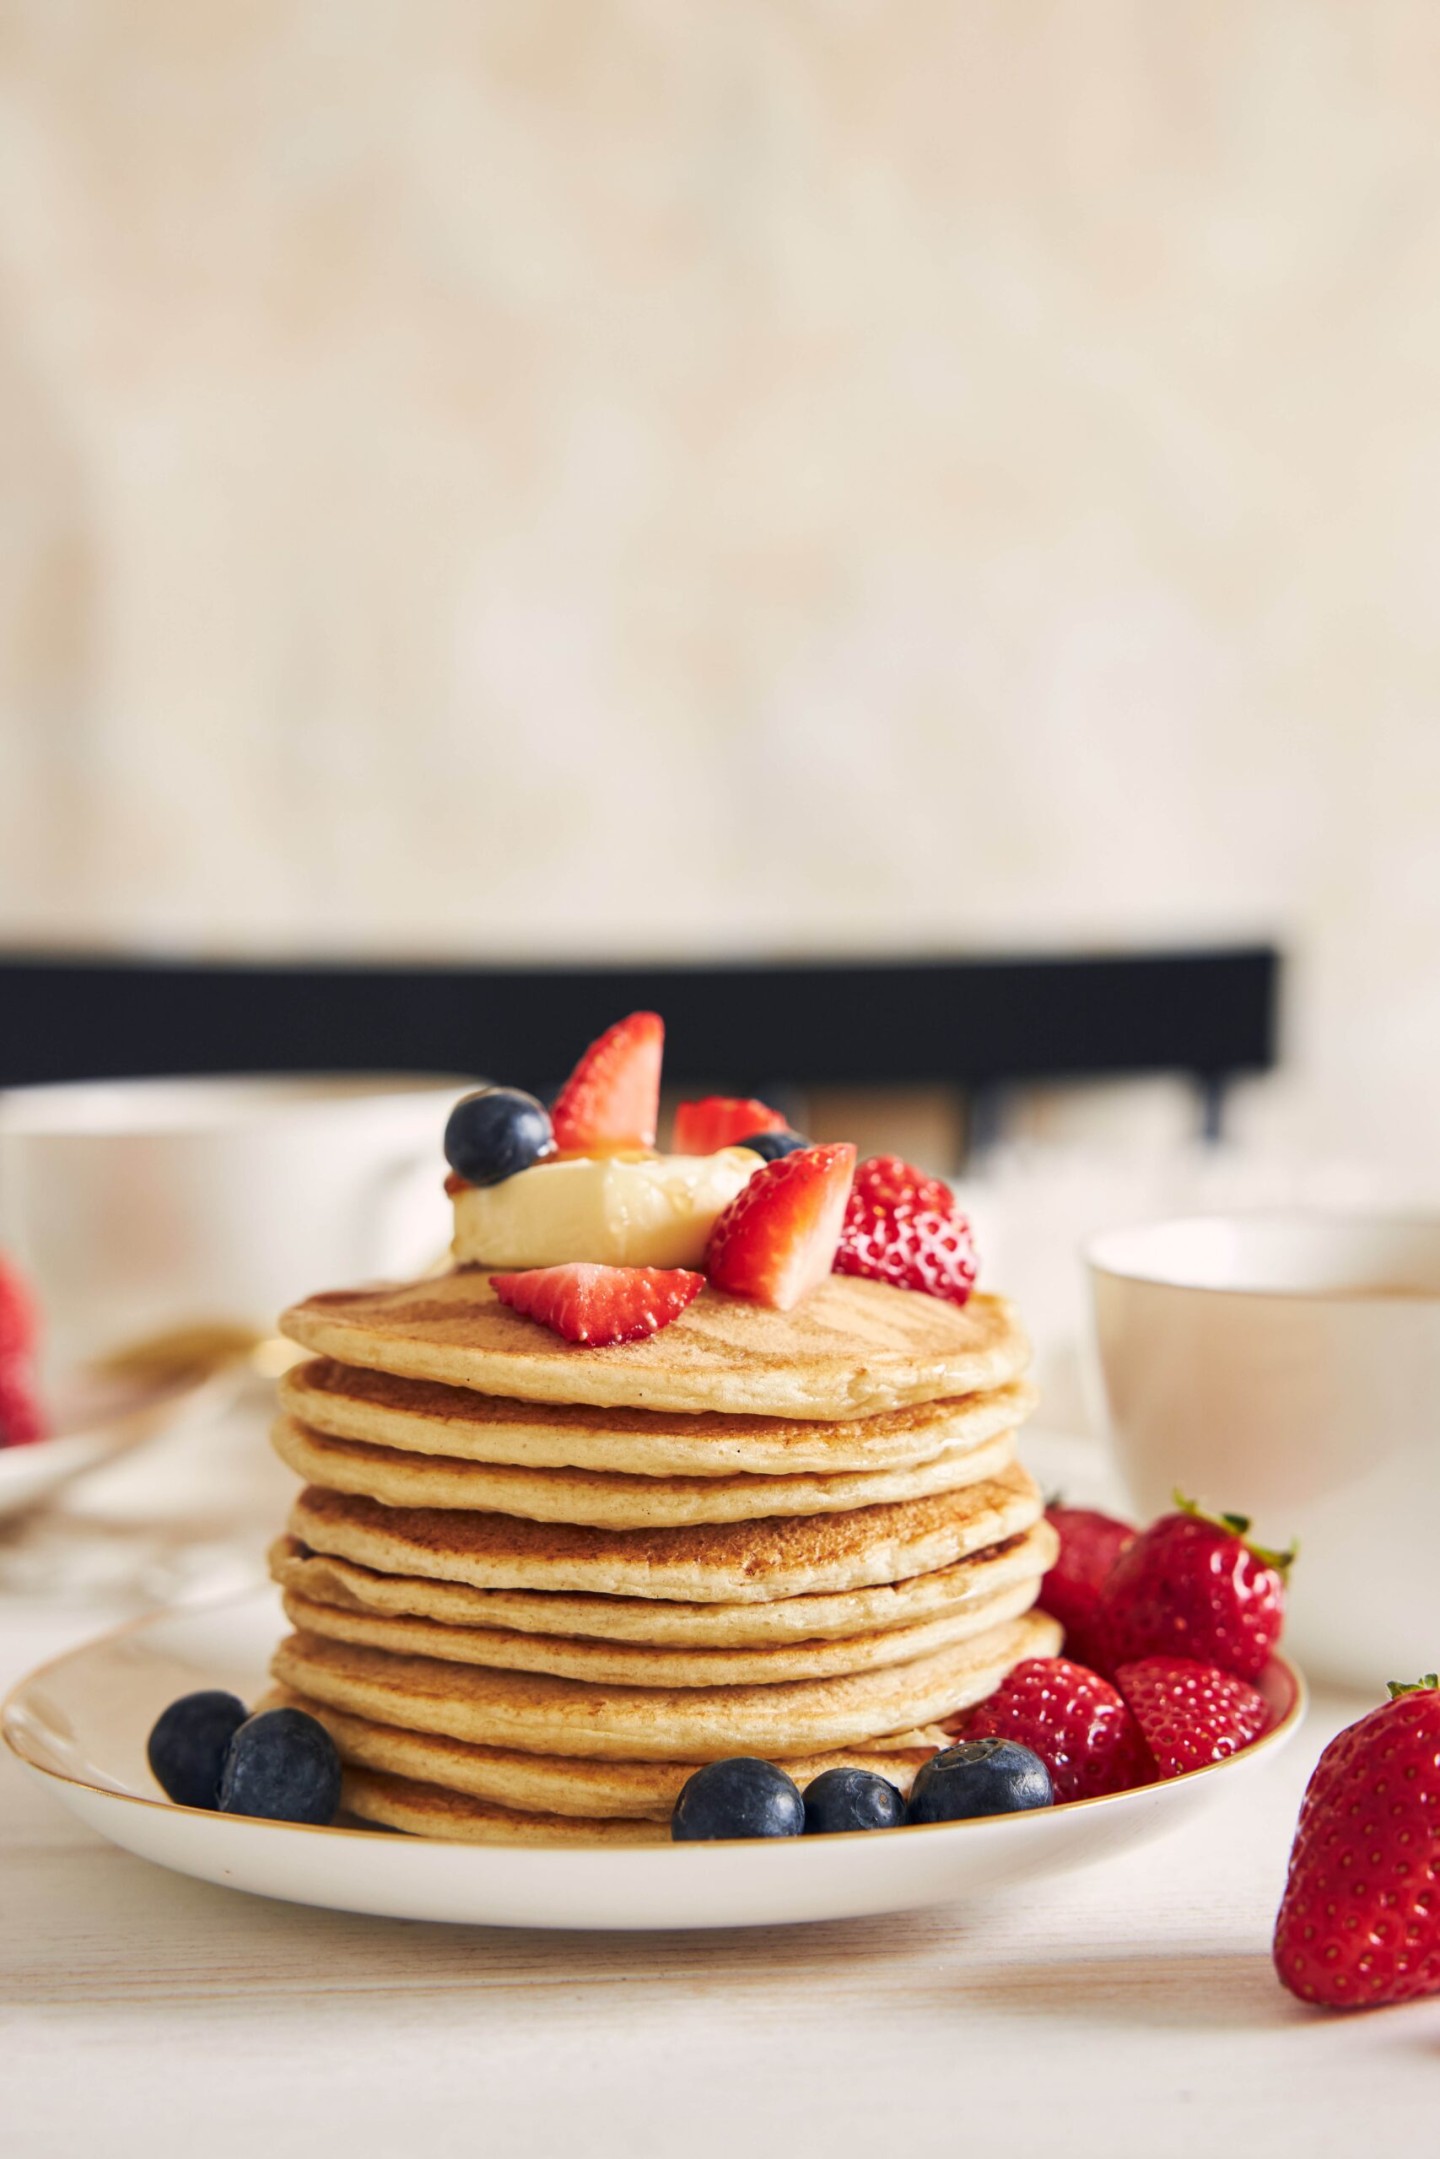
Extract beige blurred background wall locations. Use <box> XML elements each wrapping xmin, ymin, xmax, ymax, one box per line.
<box><xmin>0</xmin><ymin>3</ymin><xmax>1437</xmax><ymax>1174</ymax></box>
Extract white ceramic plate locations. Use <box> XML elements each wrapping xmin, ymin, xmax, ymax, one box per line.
<box><xmin>0</xmin><ymin>1361</ymin><xmax>240</xmax><ymax>1521</ymax></box>
<box><xmin>2</xmin><ymin>1586</ymin><xmax>1305</xmax><ymax>1931</ymax></box>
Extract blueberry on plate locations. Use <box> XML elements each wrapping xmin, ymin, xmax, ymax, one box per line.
<box><xmin>444</xmin><ymin>1087</ymin><xmax>554</xmax><ymax>1188</ymax></box>
<box><xmin>147</xmin><ymin>1690</ymin><xmax>249</xmax><ymax>1810</ymax></box>
<box><xmin>736</xmin><ymin>1129</ymin><xmax>810</xmax><ymax>1162</ymax></box>
<box><xmin>671</xmin><ymin>1757</ymin><xmax>806</xmax><ymax>1841</ymax></box>
<box><xmin>905</xmin><ymin>1738</ymin><xmax>1053</xmax><ymax>1824</ymax></box>
<box><xmin>217</xmin><ymin>1707</ymin><xmax>343</xmax><ymax>1826</ymax></box>
<box><xmin>802</xmin><ymin>1766</ymin><xmax>905</xmax><ymax>1834</ymax></box>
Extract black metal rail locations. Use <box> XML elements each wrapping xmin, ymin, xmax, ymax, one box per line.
<box><xmin>0</xmin><ymin>947</ymin><xmax>1280</xmax><ymax>1116</ymax></box>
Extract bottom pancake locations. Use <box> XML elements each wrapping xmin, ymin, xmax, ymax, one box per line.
<box><xmin>272</xmin><ymin>1609</ymin><xmax>1061</xmax><ymax>1761</ymax></box>
<box><xmin>274</xmin><ymin>1687</ymin><xmax>947</xmax><ymax>1821</ymax></box>
<box><xmin>344</xmin><ymin>1769</ymin><xmax>672</xmax><ymax>1844</ymax></box>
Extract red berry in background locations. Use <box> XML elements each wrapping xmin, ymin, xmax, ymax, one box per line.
<box><xmin>954</xmin><ymin>1656</ymin><xmax>1152</xmax><ymax>1803</ymax></box>
<box><xmin>0</xmin><ymin>1254</ymin><xmax>40</xmax><ymax>1362</ymax></box>
<box><xmin>1274</xmin><ymin>1676</ymin><xmax>1440</xmax><ymax>2011</ymax></box>
<box><xmin>0</xmin><ymin>1256</ymin><xmax>46</xmax><ymax>1448</ymax></box>
<box><xmin>490</xmin><ymin>1263</ymin><xmax>704</xmax><ymax>1347</ymax></box>
<box><xmin>1040</xmin><ymin>1506</ymin><xmax>1136</xmax><ymax>1672</ymax></box>
<box><xmin>672</xmin><ymin>1098</ymin><xmax>788</xmax><ymax>1154</ymax></box>
<box><xmin>1114</xmin><ymin>1656</ymin><xmax>1271</xmax><ymax>1778</ymax></box>
<box><xmin>0</xmin><ymin>1356</ymin><xmax>46</xmax><ymax>1447</ymax></box>
<box><xmin>1096</xmin><ymin>1495</ymin><xmax>1293</xmax><ymax>1682</ymax></box>
<box><xmin>705</xmin><ymin>1144</ymin><xmax>856</xmax><ymax>1312</ymax></box>
<box><xmin>833</xmin><ymin>1155</ymin><xmax>979</xmax><ymax>1307</ymax></box>
<box><xmin>551</xmin><ymin>1012</ymin><xmax>665</xmax><ymax>1153</ymax></box>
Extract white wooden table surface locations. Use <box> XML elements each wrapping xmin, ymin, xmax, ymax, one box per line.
<box><xmin>2</xmin><ymin>1408</ymin><xmax>1436</xmax><ymax>2159</ymax></box>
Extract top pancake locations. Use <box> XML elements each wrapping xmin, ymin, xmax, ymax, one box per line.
<box><xmin>281</xmin><ymin>1271</ymin><xmax>1029</xmax><ymax>1422</ymax></box>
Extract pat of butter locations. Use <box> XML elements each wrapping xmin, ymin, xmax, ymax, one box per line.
<box><xmin>452</xmin><ymin>1148</ymin><xmax>760</xmax><ymax>1270</ymax></box>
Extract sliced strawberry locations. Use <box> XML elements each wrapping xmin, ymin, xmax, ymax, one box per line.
<box><xmin>551</xmin><ymin>1013</ymin><xmax>664</xmax><ymax>1152</ymax></box>
<box><xmin>833</xmin><ymin>1154</ymin><xmax>978</xmax><ymax>1306</ymax></box>
<box><xmin>672</xmin><ymin>1097</ymin><xmax>788</xmax><ymax>1154</ymax></box>
<box><xmin>705</xmin><ymin>1143</ymin><xmax>856</xmax><ymax>1311</ymax></box>
<box><xmin>490</xmin><ymin>1263</ymin><xmax>703</xmax><ymax>1347</ymax></box>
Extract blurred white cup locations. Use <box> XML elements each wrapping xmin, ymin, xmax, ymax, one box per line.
<box><xmin>0</xmin><ymin>1074</ymin><xmax>477</xmax><ymax>1366</ymax></box>
<box><xmin>1087</xmin><ymin>1211</ymin><xmax>1440</xmax><ymax>1691</ymax></box>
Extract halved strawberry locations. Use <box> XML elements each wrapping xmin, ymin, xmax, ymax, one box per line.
<box><xmin>673</xmin><ymin>1097</ymin><xmax>788</xmax><ymax>1154</ymax></box>
<box><xmin>551</xmin><ymin>1013</ymin><xmax>664</xmax><ymax>1152</ymax></box>
<box><xmin>704</xmin><ymin>1143</ymin><xmax>856</xmax><ymax>1311</ymax></box>
<box><xmin>833</xmin><ymin>1153</ymin><xmax>978</xmax><ymax>1306</ymax></box>
<box><xmin>490</xmin><ymin>1263</ymin><xmax>703</xmax><ymax>1347</ymax></box>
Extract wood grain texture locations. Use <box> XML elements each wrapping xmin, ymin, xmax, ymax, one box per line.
<box><xmin>1</xmin><ymin>1600</ymin><xmax>1428</xmax><ymax>2159</ymax></box>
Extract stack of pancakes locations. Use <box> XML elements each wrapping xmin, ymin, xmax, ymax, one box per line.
<box><xmin>268</xmin><ymin>1268</ymin><xmax>1060</xmax><ymax>1843</ymax></box>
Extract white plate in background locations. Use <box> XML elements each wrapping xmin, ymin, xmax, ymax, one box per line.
<box><xmin>0</xmin><ymin>1358</ymin><xmax>240</xmax><ymax>1521</ymax></box>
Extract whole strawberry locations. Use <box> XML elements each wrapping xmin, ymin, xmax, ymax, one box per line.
<box><xmin>1274</xmin><ymin>1677</ymin><xmax>1440</xmax><ymax>2011</ymax></box>
<box><xmin>833</xmin><ymin>1155</ymin><xmax>978</xmax><ymax>1307</ymax></box>
<box><xmin>0</xmin><ymin>1256</ymin><xmax>46</xmax><ymax>1448</ymax></box>
<box><xmin>955</xmin><ymin>1656</ymin><xmax>1152</xmax><ymax>1803</ymax></box>
<box><xmin>1097</xmin><ymin>1495</ymin><xmax>1293</xmax><ymax>1681</ymax></box>
<box><xmin>0</xmin><ymin>1357</ymin><xmax>46</xmax><ymax>1447</ymax></box>
<box><xmin>1040</xmin><ymin>1506</ymin><xmax>1136</xmax><ymax>1673</ymax></box>
<box><xmin>1115</xmin><ymin>1656</ymin><xmax>1271</xmax><ymax>1777</ymax></box>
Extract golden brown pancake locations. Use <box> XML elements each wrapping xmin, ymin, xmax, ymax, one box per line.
<box><xmin>268</xmin><ymin>1517</ymin><xmax>1058</xmax><ymax>1645</ymax></box>
<box><xmin>280</xmin><ymin>1357</ymin><xmax>1036</xmax><ymax>1477</ymax></box>
<box><xmin>272</xmin><ymin>1609</ymin><xmax>1061</xmax><ymax>1759</ymax></box>
<box><xmin>280</xmin><ymin>1272</ymin><xmax>1029</xmax><ymax>1421</ymax></box>
<box><xmin>287</xmin><ymin>1460</ymin><xmax>1045</xmax><ymax>1603</ymax></box>
<box><xmin>278</xmin><ymin>1567</ymin><xmax>1043</xmax><ymax>1686</ymax></box>
<box><xmin>343</xmin><ymin>1769</ymin><xmax>670</xmax><ymax>1844</ymax></box>
<box><xmin>269</xmin><ymin>1413</ymin><xmax>1017</xmax><ymax>1528</ymax></box>
<box><xmin>274</xmin><ymin>1687</ymin><xmax>946</xmax><ymax>1820</ymax></box>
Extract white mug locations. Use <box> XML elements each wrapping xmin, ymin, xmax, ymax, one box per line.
<box><xmin>1086</xmin><ymin>1211</ymin><xmax>1440</xmax><ymax>1690</ymax></box>
<box><xmin>0</xmin><ymin>1073</ymin><xmax>479</xmax><ymax>1367</ymax></box>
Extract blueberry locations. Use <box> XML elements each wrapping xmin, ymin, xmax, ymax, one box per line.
<box><xmin>671</xmin><ymin>1757</ymin><xmax>806</xmax><ymax>1841</ymax></box>
<box><xmin>217</xmin><ymin>1707</ymin><xmax>342</xmax><ymax>1826</ymax></box>
<box><xmin>737</xmin><ymin>1129</ymin><xmax>810</xmax><ymax>1161</ymax></box>
<box><xmin>905</xmin><ymin>1738</ymin><xmax>1053</xmax><ymax>1824</ymax></box>
<box><xmin>802</xmin><ymin>1766</ymin><xmax>905</xmax><ymax>1834</ymax></box>
<box><xmin>147</xmin><ymin>1690</ymin><xmax>249</xmax><ymax>1810</ymax></box>
<box><xmin>444</xmin><ymin>1087</ymin><xmax>553</xmax><ymax>1187</ymax></box>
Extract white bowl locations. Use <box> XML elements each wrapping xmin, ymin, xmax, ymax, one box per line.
<box><xmin>1088</xmin><ymin>1210</ymin><xmax>1440</xmax><ymax>1690</ymax></box>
